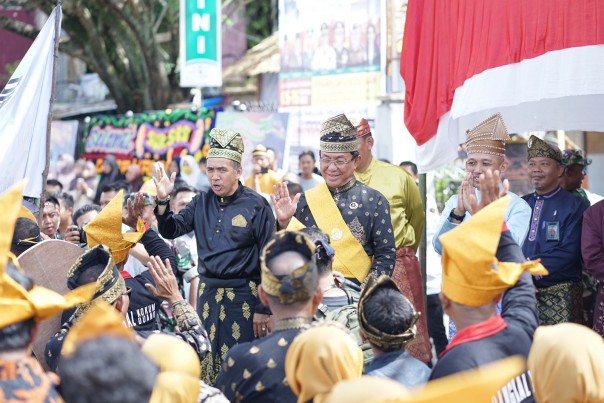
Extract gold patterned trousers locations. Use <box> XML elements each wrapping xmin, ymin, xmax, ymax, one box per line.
<box><xmin>198</xmin><ymin>277</ymin><xmax>258</xmax><ymax>386</ymax></box>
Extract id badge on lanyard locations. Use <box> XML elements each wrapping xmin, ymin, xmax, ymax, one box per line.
<box><xmin>545</xmin><ymin>221</ymin><xmax>560</xmax><ymax>241</ymax></box>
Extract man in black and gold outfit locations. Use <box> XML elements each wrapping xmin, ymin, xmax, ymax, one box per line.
<box><xmin>273</xmin><ymin>114</ymin><xmax>395</xmax><ymax>285</ymax></box>
<box><xmin>215</xmin><ymin>230</ymin><xmax>322</xmax><ymax>403</ymax></box>
<box><xmin>153</xmin><ymin>128</ymin><xmax>276</xmax><ymax>384</ymax></box>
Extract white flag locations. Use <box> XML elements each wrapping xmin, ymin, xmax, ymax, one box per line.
<box><xmin>0</xmin><ymin>7</ymin><xmax>62</xmax><ymax>197</ymax></box>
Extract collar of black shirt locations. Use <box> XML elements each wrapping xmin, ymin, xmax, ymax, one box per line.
<box><xmin>214</xmin><ymin>182</ymin><xmax>245</xmax><ymax>206</ymax></box>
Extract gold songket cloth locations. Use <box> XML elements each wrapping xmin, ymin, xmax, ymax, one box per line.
<box><xmin>528</xmin><ymin>323</ymin><xmax>604</xmax><ymax>403</ymax></box>
<box><xmin>439</xmin><ymin>196</ymin><xmax>548</xmax><ymax>306</ymax></box>
<box><xmin>358</xmin><ymin>275</ymin><xmax>420</xmax><ymax>351</ymax></box>
<box><xmin>285</xmin><ymin>322</ymin><xmax>363</xmax><ymax>403</ymax></box>
<box><xmin>260</xmin><ymin>230</ymin><xmax>318</xmax><ymax>305</ymax></box>
<box><xmin>464</xmin><ymin>113</ymin><xmax>511</xmax><ymax>157</ymax></box>
<box><xmin>319</xmin><ymin>114</ymin><xmax>358</xmax><ymax>153</ymax></box>
<box><xmin>527</xmin><ymin>135</ymin><xmax>563</xmax><ymax>163</ymax></box>
<box><xmin>0</xmin><ymin>182</ymin><xmax>95</xmax><ymax>328</ymax></box>
<box><xmin>207</xmin><ymin>128</ymin><xmax>244</xmax><ymax>163</ymax></box>
<box><xmin>84</xmin><ymin>190</ymin><xmax>145</xmax><ymax>264</ymax></box>
<box><xmin>143</xmin><ymin>333</ymin><xmax>202</xmax><ymax>403</ymax></box>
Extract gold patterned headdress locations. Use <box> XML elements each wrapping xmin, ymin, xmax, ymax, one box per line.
<box><xmin>319</xmin><ymin>114</ymin><xmax>358</xmax><ymax>153</ymax></box>
<box><xmin>260</xmin><ymin>230</ymin><xmax>318</xmax><ymax>304</ymax></box>
<box><xmin>358</xmin><ymin>275</ymin><xmax>420</xmax><ymax>351</ymax></box>
<box><xmin>464</xmin><ymin>113</ymin><xmax>511</xmax><ymax>157</ymax></box>
<box><xmin>440</xmin><ymin>196</ymin><xmax>548</xmax><ymax>306</ymax></box>
<box><xmin>0</xmin><ymin>182</ymin><xmax>96</xmax><ymax>328</ymax></box>
<box><xmin>207</xmin><ymin>128</ymin><xmax>245</xmax><ymax>163</ymax></box>
<box><xmin>527</xmin><ymin>135</ymin><xmax>563</xmax><ymax>163</ymax></box>
<box><xmin>84</xmin><ymin>190</ymin><xmax>145</xmax><ymax>264</ymax></box>
<box><xmin>61</xmin><ymin>301</ymin><xmax>135</xmax><ymax>357</ymax></box>
<box><xmin>67</xmin><ymin>245</ymin><xmax>126</xmax><ymax>315</ymax></box>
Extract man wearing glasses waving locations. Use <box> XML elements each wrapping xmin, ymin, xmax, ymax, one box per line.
<box><xmin>272</xmin><ymin>114</ymin><xmax>396</xmax><ymax>286</ymax></box>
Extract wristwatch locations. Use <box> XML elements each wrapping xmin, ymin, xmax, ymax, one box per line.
<box><xmin>449</xmin><ymin>208</ymin><xmax>465</xmax><ymax>221</ymax></box>
<box><xmin>155</xmin><ymin>196</ymin><xmax>170</xmax><ymax>206</ymax></box>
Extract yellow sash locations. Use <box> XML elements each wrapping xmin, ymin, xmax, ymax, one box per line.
<box><xmin>288</xmin><ymin>182</ymin><xmax>372</xmax><ymax>281</ymax></box>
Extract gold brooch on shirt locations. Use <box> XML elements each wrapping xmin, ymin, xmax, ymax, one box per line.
<box><xmin>331</xmin><ymin>228</ymin><xmax>343</xmax><ymax>241</ymax></box>
<box><xmin>349</xmin><ymin>202</ymin><xmax>359</xmax><ymax>210</ymax></box>
<box><xmin>232</xmin><ymin>214</ymin><xmax>248</xmax><ymax>228</ymax></box>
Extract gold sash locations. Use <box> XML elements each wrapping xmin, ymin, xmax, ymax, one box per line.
<box><xmin>288</xmin><ymin>182</ymin><xmax>372</xmax><ymax>281</ymax></box>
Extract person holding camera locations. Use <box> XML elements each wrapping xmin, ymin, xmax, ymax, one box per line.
<box><xmin>244</xmin><ymin>144</ymin><xmax>282</xmax><ymax>194</ymax></box>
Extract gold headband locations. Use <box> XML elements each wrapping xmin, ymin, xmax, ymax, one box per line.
<box><xmin>260</xmin><ymin>231</ymin><xmax>317</xmax><ymax>304</ymax></box>
<box><xmin>358</xmin><ymin>275</ymin><xmax>419</xmax><ymax>351</ymax></box>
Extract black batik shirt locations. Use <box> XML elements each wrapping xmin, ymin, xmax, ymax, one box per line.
<box><xmin>156</xmin><ymin>184</ymin><xmax>275</xmax><ymax>281</ymax></box>
<box><xmin>293</xmin><ymin>180</ymin><xmax>396</xmax><ymax>278</ymax></box>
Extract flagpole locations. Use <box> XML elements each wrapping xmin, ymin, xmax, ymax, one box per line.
<box><xmin>40</xmin><ymin>1</ymin><xmax>62</xmax><ymax>207</ymax></box>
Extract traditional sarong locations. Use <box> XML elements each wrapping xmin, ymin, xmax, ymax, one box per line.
<box><xmin>198</xmin><ymin>277</ymin><xmax>257</xmax><ymax>386</ymax></box>
<box><xmin>536</xmin><ymin>281</ymin><xmax>583</xmax><ymax>325</ymax></box>
<box><xmin>591</xmin><ymin>282</ymin><xmax>604</xmax><ymax>336</ymax></box>
<box><xmin>391</xmin><ymin>247</ymin><xmax>432</xmax><ymax>363</ymax></box>
<box><xmin>0</xmin><ymin>357</ymin><xmax>60</xmax><ymax>402</ymax></box>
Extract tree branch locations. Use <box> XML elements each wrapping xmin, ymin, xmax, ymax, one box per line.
<box><xmin>0</xmin><ymin>15</ymin><xmax>39</xmax><ymax>40</ymax></box>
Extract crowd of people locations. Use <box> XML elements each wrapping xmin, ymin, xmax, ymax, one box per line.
<box><xmin>2</xmin><ymin>112</ymin><xmax>604</xmax><ymax>403</ymax></box>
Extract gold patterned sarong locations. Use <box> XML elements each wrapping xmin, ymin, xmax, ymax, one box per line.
<box><xmin>199</xmin><ymin>277</ymin><xmax>258</xmax><ymax>385</ymax></box>
<box><xmin>536</xmin><ymin>281</ymin><xmax>583</xmax><ymax>325</ymax></box>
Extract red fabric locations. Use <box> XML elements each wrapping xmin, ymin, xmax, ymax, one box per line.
<box><xmin>401</xmin><ymin>0</ymin><xmax>604</xmax><ymax>145</ymax></box>
<box><xmin>120</xmin><ymin>270</ymin><xmax>133</xmax><ymax>280</ymax></box>
<box><xmin>440</xmin><ymin>315</ymin><xmax>507</xmax><ymax>358</ymax></box>
<box><xmin>502</xmin><ymin>223</ymin><xmax>509</xmax><ymax>232</ymax></box>
<box><xmin>392</xmin><ymin>247</ymin><xmax>432</xmax><ymax>363</ymax></box>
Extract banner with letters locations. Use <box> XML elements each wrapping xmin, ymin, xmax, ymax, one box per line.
<box><xmin>82</xmin><ymin>108</ymin><xmax>216</xmax><ymax>176</ymax></box>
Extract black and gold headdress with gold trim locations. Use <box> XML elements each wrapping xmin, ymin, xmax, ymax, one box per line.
<box><xmin>260</xmin><ymin>230</ymin><xmax>318</xmax><ymax>305</ymax></box>
<box><xmin>319</xmin><ymin>114</ymin><xmax>358</xmax><ymax>153</ymax></box>
<box><xmin>358</xmin><ymin>275</ymin><xmax>420</xmax><ymax>351</ymax></box>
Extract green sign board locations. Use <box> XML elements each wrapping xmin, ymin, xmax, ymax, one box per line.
<box><xmin>179</xmin><ymin>0</ymin><xmax>222</xmax><ymax>88</ymax></box>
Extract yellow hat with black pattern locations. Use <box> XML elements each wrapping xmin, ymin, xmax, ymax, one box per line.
<box><xmin>207</xmin><ymin>128</ymin><xmax>245</xmax><ymax>163</ymax></box>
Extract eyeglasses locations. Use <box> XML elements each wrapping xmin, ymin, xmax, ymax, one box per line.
<box><xmin>319</xmin><ymin>157</ymin><xmax>355</xmax><ymax>168</ymax></box>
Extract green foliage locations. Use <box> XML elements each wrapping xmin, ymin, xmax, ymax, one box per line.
<box><xmin>244</xmin><ymin>0</ymin><xmax>274</xmax><ymax>48</ymax></box>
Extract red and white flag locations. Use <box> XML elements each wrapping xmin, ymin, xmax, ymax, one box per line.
<box><xmin>401</xmin><ymin>0</ymin><xmax>604</xmax><ymax>172</ymax></box>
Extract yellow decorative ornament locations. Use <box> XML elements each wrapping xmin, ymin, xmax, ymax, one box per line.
<box><xmin>439</xmin><ymin>196</ymin><xmax>548</xmax><ymax>306</ymax></box>
<box><xmin>0</xmin><ymin>182</ymin><xmax>95</xmax><ymax>328</ymax></box>
<box><xmin>84</xmin><ymin>190</ymin><xmax>145</xmax><ymax>264</ymax></box>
